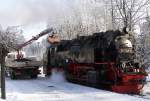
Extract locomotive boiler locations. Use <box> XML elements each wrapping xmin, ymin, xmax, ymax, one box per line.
<box><xmin>43</xmin><ymin>27</ymin><xmax>147</xmax><ymax>94</ymax></box>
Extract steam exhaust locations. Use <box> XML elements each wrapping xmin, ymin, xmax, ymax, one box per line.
<box><xmin>50</xmin><ymin>68</ymin><xmax>66</xmax><ymax>83</ymax></box>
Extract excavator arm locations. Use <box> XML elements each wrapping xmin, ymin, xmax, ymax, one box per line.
<box><xmin>16</xmin><ymin>28</ymin><xmax>54</xmax><ymax>59</ymax></box>
<box><xmin>17</xmin><ymin>28</ymin><xmax>53</xmax><ymax>49</ymax></box>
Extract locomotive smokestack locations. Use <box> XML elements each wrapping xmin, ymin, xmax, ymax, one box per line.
<box><xmin>122</xmin><ymin>27</ymin><xmax>129</xmax><ymax>34</ymax></box>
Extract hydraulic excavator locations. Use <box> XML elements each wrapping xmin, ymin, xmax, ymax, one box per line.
<box><xmin>5</xmin><ymin>28</ymin><xmax>54</xmax><ymax>79</ymax></box>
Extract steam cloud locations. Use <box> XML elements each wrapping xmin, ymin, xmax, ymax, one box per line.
<box><xmin>0</xmin><ymin>0</ymin><xmax>74</xmax><ymax>28</ymax></box>
<box><xmin>50</xmin><ymin>69</ymin><xmax>66</xmax><ymax>83</ymax></box>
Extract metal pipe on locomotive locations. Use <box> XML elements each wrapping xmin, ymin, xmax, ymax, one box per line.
<box><xmin>43</xmin><ymin>27</ymin><xmax>147</xmax><ymax>94</ymax></box>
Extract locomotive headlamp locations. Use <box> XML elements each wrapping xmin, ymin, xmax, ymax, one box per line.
<box><xmin>123</xmin><ymin>39</ymin><xmax>132</xmax><ymax>48</ymax></box>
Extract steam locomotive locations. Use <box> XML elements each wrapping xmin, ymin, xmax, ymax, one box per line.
<box><xmin>43</xmin><ymin>28</ymin><xmax>147</xmax><ymax>94</ymax></box>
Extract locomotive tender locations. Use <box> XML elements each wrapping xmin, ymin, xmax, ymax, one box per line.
<box><xmin>43</xmin><ymin>27</ymin><xmax>147</xmax><ymax>94</ymax></box>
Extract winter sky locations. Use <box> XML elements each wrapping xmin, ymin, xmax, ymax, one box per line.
<box><xmin>0</xmin><ymin>0</ymin><xmax>74</xmax><ymax>40</ymax></box>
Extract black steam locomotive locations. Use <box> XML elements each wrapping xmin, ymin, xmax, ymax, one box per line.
<box><xmin>43</xmin><ymin>27</ymin><xmax>147</xmax><ymax>94</ymax></box>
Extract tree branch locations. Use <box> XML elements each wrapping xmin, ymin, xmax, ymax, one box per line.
<box><xmin>132</xmin><ymin>0</ymin><xmax>150</xmax><ymax>18</ymax></box>
<box><xmin>114</xmin><ymin>0</ymin><xmax>125</xmax><ymax>18</ymax></box>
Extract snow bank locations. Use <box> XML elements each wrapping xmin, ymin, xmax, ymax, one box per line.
<box><xmin>2</xmin><ymin>72</ymin><xmax>150</xmax><ymax>101</ymax></box>
<box><xmin>146</xmin><ymin>74</ymin><xmax>150</xmax><ymax>82</ymax></box>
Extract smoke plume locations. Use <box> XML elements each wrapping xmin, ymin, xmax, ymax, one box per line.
<box><xmin>0</xmin><ymin>0</ymin><xmax>73</xmax><ymax>28</ymax></box>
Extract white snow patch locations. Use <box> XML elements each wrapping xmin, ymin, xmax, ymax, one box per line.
<box><xmin>146</xmin><ymin>74</ymin><xmax>150</xmax><ymax>82</ymax></box>
<box><xmin>1</xmin><ymin>74</ymin><xmax>150</xmax><ymax>101</ymax></box>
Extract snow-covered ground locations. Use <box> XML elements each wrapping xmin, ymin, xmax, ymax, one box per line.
<box><xmin>1</xmin><ymin>72</ymin><xmax>150</xmax><ymax>101</ymax></box>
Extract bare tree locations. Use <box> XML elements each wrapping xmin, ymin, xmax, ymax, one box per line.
<box><xmin>109</xmin><ymin>0</ymin><xmax>150</xmax><ymax>30</ymax></box>
<box><xmin>50</xmin><ymin>0</ymin><xmax>108</xmax><ymax>40</ymax></box>
<box><xmin>0</xmin><ymin>26</ymin><xmax>23</xmax><ymax>99</ymax></box>
<box><xmin>137</xmin><ymin>14</ymin><xmax>150</xmax><ymax>66</ymax></box>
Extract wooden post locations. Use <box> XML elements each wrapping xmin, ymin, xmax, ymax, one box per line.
<box><xmin>1</xmin><ymin>48</ymin><xmax>6</xmax><ymax>99</ymax></box>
